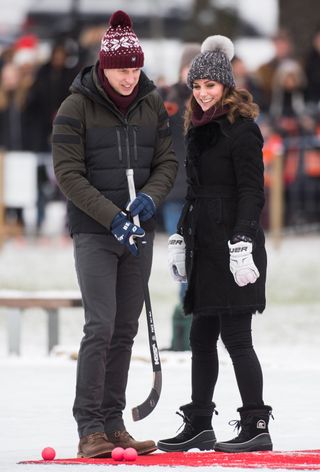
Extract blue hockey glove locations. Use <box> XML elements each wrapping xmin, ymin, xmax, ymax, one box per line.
<box><xmin>111</xmin><ymin>211</ymin><xmax>145</xmax><ymax>256</ymax></box>
<box><xmin>128</xmin><ymin>192</ymin><xmax>156</xmax><ymax>222</ymax></box>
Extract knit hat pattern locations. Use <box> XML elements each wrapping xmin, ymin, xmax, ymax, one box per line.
<box><xmin>99</xmin><ymin>10</ymin><xmax>144</xmax><ymax>69</ymax></box>
<box><xmin>187</xmin><ymin>35</ymin><xmax>235</xmax><ymax>89</ymax></box>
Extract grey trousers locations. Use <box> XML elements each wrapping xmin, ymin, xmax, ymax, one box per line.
<box><xmin>72</xmin><ymin>232</ymin><xmax>154</xmax><ymax>438</ymax></box>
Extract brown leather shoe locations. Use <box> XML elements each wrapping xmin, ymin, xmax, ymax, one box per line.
<box><xmin>77</xmin><ymin>432</ymin><xmax>114</xmax><ymax>458</ymax></box>
<box><xmin>108</xmin><ymin>430</ymin><xmax>157</xmax><ymax>455</ymax></box>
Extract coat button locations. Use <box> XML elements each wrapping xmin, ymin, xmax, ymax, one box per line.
<box><xmin>188</xmin><ymin>228</ymin><xmax>192</xmax><ymax>235</ymax></box>
<box><xmin>189</xmin><ymin>204</ymin><xmax>193</xmax><ymax>212</ymax></box>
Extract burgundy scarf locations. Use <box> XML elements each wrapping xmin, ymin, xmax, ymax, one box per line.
<box><xmin>191</xmin><ymin>100</ymin><xmax>229</xmax><ymax>127</ymax></box>
<box><xmin>97</xmin><ymin>66</ymin><xmax>139</xmax><ymax>115</ymax></box>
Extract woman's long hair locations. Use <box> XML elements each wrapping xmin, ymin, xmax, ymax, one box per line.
<box><xmin>184</xmin><ymin>86</ymin><xmax>259</xmax><ymax>133</ymax></box>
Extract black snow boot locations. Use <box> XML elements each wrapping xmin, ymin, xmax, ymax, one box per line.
<box><xmin>157</xmin><ymin>402</ymin><xmax>217</xmax><ymax>452</ymax></box>
<box><xmin>214</xmin><ymin>405</ymin><xmax>273</xmax><ymax>453</ymax></box>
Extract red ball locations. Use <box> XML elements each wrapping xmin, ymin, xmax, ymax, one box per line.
<box><xmin>41</xmin><ymin>447</ymin><xmax>56</xmax><ymax>461</ymax></box>
<box><xmin>111</xmin><ymin>447</ymin><xmax>125</xmax><ymax>461</ymax></box>
<box><xmin>123</xmin><ymin>447</ymin><xmax>138</xmax><ymax>461</ymax></box>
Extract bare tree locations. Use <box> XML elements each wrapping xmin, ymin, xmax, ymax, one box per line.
<box><xmin>184</xmin><ymin>0</ymin><xmax>244</xmax><ymax>42</ymax></box>
<box><xmin>279</xmin><ymin>0</ymin><xmax>320</xmax><ymax>58</ymax></box>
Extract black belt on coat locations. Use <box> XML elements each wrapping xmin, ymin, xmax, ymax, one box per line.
<box><xmin>177</xmin><ymin>185</ymin><xmax>237</xmax><ymax>234</ymax></box>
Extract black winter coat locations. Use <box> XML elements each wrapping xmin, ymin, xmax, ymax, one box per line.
<box><xmin>180</xmin><ymin>115</ymin><xmax>267</xmax><ymax>317</ymax></box>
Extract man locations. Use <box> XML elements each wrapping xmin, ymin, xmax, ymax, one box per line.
<box><xmin>52</xmin><ymin>10</ymin><xmax>177</xmax><ymax>458</ymax></box>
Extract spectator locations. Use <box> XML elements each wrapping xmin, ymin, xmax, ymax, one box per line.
<box><xmin>269</xmin><ymin>59</ymin><xmax>306</xmax><ymax>136</ymax></box>
<box><xmin>29</xmin><ymin>38</ymin><xmax>82</xmax><ymax>152</ymax></box>
<box><xmin>232</xmin><ymin>55</ymin><xmax>263</xmax><ymax>107</ymax></box>
<box><xmin>0</xmin><ymin>37</ymin><xmax>39</xmax><ymax>151</ymax></box>
<box><xmin>159</xmin><ymin>42</ymin><xmax>201</xmax><ymax>351</ymax></box>
<box><xmin>255</xmin><ymin>29</ymin><xmax>294</xmax><ymax>112</ymax></box>
<box><xmin>0</xmin><ymin>38</ymin><xmax>39</xmax><ymax>227</ymax></box>
<box><xmin>284</xmin><ymin>113</ymin><xmax>320</xmax><ymax>226</ymax></box>
<box><xmin>27</xmin><ymin>38</ymin><xmax>82</xmax><ymax>230</ymax></box>
<box><xmin>304</xmin><ymin>28</ymin><xmax>320</xmax><ymax>107</ymax></box>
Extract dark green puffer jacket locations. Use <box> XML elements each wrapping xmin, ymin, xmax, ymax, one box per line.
<box><xmin>52</xmin><ymin>64</ymin><xmax>177</xmax><ymax>234</ymax></box>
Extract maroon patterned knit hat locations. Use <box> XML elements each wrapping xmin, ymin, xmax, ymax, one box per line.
<box><xmin>99</xmin><ymin>10</ymin><xmax>144</xmax><ymax>69</ymax></box>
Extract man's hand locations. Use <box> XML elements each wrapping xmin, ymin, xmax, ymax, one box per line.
<box><xmin>128</xmin><ymin>193</ymin><xmax>156</xmax><ymax>222</ymax></box>
<box><xmin>168</xmin><ymin>233</ymin><xmax>187</xmax><ymax>283</ymax></box>
<box><xmin>111</xmin><ymin>211</ymin><xmax>145</xmax><ymax>256</ymax></box>
<box><xmin>228</xmin><ymin>240</ymin><xmax>260</xmax><ymax>287</ymax></box>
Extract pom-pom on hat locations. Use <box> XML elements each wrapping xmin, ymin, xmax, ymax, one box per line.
<box><xmin>187</xmin><ymin>35</ymin><xmax>235</xmax><ymax>89</ymax></box>
<box><xmin>13</xmin><ymin>34</ymin><xmax>39</xmax><ymax>66</ymax></box>
<box><xmin>99</xmin><ymin>10</ymin><xmax>144</xmax><ymax>69</ymax></box>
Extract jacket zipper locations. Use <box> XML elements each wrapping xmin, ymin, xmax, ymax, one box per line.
<box><xmin>113</xmin><ymin>99</ymin><xmax>146</xmax><ymax>167</ymax></box>
<box><xmin>115</xmin><ymin>128</ymin><xmax>123</xmax><ymax>162</ymax></box>
<box><xmin>116</xmin><ymin>122</ymin><xmax>138</xmax><ymax>166</ymax></box>
<box><xmin>123</xmin><ymin>118</ymin><xmax>131</xmax><ymax>169</ymax></box>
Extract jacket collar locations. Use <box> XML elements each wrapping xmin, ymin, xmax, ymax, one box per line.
<box><xmin>188</xmin><ymin>114</ymin><xmax>233</xmax><ymax>139</ymax></box>
<box><xmin>70</xmin><ymin>62</ymin><xmax>156</xmax><ymax>113</ymax></box>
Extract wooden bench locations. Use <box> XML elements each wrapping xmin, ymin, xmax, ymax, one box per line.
<box><xmin>0</xmin><ymin>290</ymin><xmax>82</xmax><ymax>355</ymax></box>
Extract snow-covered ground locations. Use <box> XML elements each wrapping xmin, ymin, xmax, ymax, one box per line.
<box><xmin>0</xmin><ymin>232</ymin><xmax>320</xmax><ymax>471</ymax></box>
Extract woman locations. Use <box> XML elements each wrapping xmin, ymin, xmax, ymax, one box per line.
<box><xmin>158</xmin><ymin>35</ymin><xmax>272</xmax><ymax>454</ymax></box>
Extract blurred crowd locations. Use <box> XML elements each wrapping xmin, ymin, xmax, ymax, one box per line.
<box><xmin>245</xmin><ymin>29</ymin><xmax>320</xmax><ymax>229</ymax></box>
<box><xmin>0</xmin><ymin>28</ymin><xmax>101</xmax><ymax>233</ymax></box>
<box><xmin>0</xmin><ymin>26</ymin><xmax>320</xmax><ymax>236</ymax></box>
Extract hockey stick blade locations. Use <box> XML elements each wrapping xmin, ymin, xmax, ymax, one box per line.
<box><xmin>131</xmin><ymin>288</ymin><xmax>162</xmax><ymax>421</ymax></box>
<box><xmin>132</xmin><ymin>371</ymin><xmax>162</xmax><ymax>421</ymax></box>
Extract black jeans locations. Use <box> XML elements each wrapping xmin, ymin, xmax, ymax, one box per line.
<box><xmin>72</xmin><ymin>232</ymin><xmax>154</xmax><ymax>438</ymax></box>
<box><xmin>190</xmin><ymin>313</ymin><xmax>263</xmax><ymax>408</ymax></box>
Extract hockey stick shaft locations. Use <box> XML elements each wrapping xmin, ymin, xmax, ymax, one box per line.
<box><xmin>126</xmin><ymin>169</ymin><xmax>162</xmax><ymax>421</ymax></box>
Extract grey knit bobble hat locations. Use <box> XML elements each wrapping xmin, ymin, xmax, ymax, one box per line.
<box><xmin>187</xmin><ymin>35</ymin><xmax>236</xmax><ymax>89</ymax></box>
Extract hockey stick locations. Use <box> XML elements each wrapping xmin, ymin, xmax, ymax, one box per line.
<box><xmin>126</xmin><ymin>168</ymin><xmax>162</xmax><ymax>421</ymax></box>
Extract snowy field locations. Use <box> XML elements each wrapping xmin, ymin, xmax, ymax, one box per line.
<box><xmin>0</xmin><ymin>231</ymin><xmax>320</xmax><ymax>472</ymax></box>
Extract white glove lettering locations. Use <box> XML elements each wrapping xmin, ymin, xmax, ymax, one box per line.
<box><xmin>228</xmin><ymin>240</ymin><xmax>260</xmax><ymax>287</ymax></box>
<box><xmin>168</xmin><ymin>233</ymin><xmax>187</xmax><ymax>283</ymax></box>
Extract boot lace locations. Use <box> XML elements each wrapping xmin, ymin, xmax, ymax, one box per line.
<box><xmin>228</xmin><ymin>409</ymin><xmax>274</xmax><ymax>442</ymax></box>
<box><xmin>229</xmin><ymin>419</ymin><xmax>241</xmax><ymax>433</ymax></box>
<box><xmin>228</xmin><ymin>417</ymin><xmax>251</xmax><ymax>441</ymax></box>
<box><xmin>228</xmin><ymin>408</ymin><xmax>274</xmax><ymax>432</ymax></box>
<box><xmin>175</xmin><ymin>411</ymin><xmax>194</xmax><ymax>435</ymax></box>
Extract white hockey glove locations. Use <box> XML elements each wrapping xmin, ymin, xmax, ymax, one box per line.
<box><xmin>168</xmin><ymin>233</ymin><xmax>187</xmax><ymax>283</ymax></box>
<box><xmin>228</xmin><ymin>240</ymin><xmax>260</xmax><ymax>287</ymax></box>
